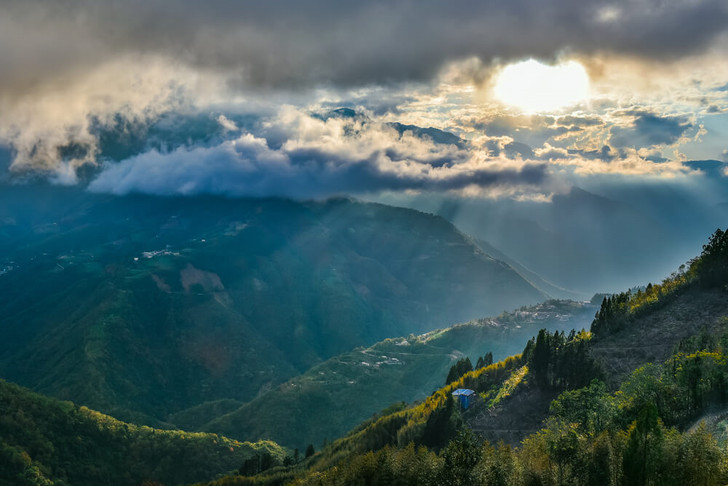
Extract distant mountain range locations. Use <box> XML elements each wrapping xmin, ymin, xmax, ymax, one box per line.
<box><xmin>382</xmin><ymin>182</ymin><xmax>728</xmax><ymax>295</ymax></box>
<box><xmin>2</xmin><ymin>187</ymin><xmax>726</xmax><ymax>485</ymax></box>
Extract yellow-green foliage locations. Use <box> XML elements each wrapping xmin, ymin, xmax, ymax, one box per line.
<box><xmin>0</xmin><ymin>379</ymin><xmax>286</xmax><ymax>486</ymax></box>
<box><xmin>456</xmin><ymin>354</ymin><xmax>524</xmax><ymax>393</ymax></box>
<box><xmin>286</xmin><ymin>443</ymin><xmax>442</xmax><ymax>486</ymax></box>
<box><xmin>250</xmin><ymin>353</ymin><xmax>523</xmax><ymax>478</ymax></box>
<box><xmin>279</xmin><ymin>340</ymin><xmax>728</xmax><ymax>486</ymax></box>
<box><xmin>488</xmin><ymin>366</ymin><xmax>529</xmax><ymax>409</ymax></box>
<box><xmin>204</xmin><ymin>323</ymin><xmax>728</xmax><ymax>486</ymax></box>
<box><xmin>629</xmin><ymin>270</ymin><xmax>692</xmax><ymax>313</ymax></box>
<box><xmin>592</xmin><ymin>269</ymin><xmax>693</xmax><ymax>337</ymax></box>
<box><xmin>574</xmin><ymin>329</ymin><xmax>592</xmax><ymax>342</ymax></box>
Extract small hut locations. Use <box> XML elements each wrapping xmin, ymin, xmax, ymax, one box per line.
<box><xmin>452</xmin><ymin>388</ymin><xmax>475</xmax><ymax>409</ymax></box>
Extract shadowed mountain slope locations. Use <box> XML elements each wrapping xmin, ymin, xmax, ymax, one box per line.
<box><xmin>0</xmin><ymin>186</ymin><xmax>546</xmax><ymax>425</ymax></box>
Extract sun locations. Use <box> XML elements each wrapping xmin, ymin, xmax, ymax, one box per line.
<box><xmin>493</xmin><ymin>59</ymin><xmax>590</xmax><ymax>113</ymax></box>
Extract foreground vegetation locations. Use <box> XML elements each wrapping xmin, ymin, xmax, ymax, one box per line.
<box><xmin>0</xmin><ymin>380</ymin><xmax>285</xmax><ymax>486</ymax></box>
<box><xmin>200</xmin><ymin>333</ymin><xmax>728</xmax><ymax>485</ymax></box>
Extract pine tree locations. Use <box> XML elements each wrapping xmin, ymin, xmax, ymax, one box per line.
<box><xmin>305</xmin><ymin>444</ymin><xmax>315</xmax><ymax>458</ymax></box>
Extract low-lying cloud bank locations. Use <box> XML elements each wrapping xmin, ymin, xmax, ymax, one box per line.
<box><xmin>88</xmin><ymin>111</ymin><xmax>549</xmax><ymax>199</ymax></box>
<box><xmin>83</xmin><ymin>106</ymin><xmax>723</xmax><ymax>200</ymax></box>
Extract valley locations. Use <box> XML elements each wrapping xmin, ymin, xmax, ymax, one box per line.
<box><xmin>0</xmin><ymin>188</ymin><xmax>547</xmax><ymax>429</ymax></box>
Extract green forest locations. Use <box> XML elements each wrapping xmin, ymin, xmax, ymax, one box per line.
<box><xmin>0</xmin><ymin>379</ymin><xmax>285</xmax><ymax>486</ymax></box>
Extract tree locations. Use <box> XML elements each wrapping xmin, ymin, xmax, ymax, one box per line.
<box><xmin>475</xmin><ymin>352</ymin><xmax>493</xmax><ymax>370</ymax></box>
<box><xmin>446</xmin><ymin>357</ymin><xmax>473</xmax><ymax>385</ymax></box>
<box><xmin>550</xmin><ymin>380</ymin><xmax>614</xmax><ymax>437</ymax></box>
<box><xmin>544</xmin><ymin>417</ymin><xmax>586</xmax><ymax>485</ymax></box>
<box><xmin>588</xmin><ymin>431</ymin><xmax>617</xmax><ymax>486</ymax></box>
<box><xmin>422</xmin><ymin>394</ymin><xmax>460</xmax><ymax>449</ymax></box>
<box><xmin>675</xmin><ymin>423</ymin><xmax>725</xmax><ymax>486</ymax></box>
<box><xmin>437</xmin><ymin>429</ymin><xmax>481</xmax><ymax>486</ymax></box>
<box><xmin>623</xmin><ymin>402</ymin><xmax>664</xmax><ymax>486</ymax></box>
<box><xmin>694</xmin><ymin>228</ymin><xmax>728</xmax><ymax>287</ymax></box>
<box><xmin>305</xmin><ymin>444</ymin><xmax>315</xmax><ymax>459</ymax></box>
<box><xmin>239</xmin><ymin>452</ymin><xmax>275</xmax><ymax>476</ymax></box>
<box><xmin>530</xmin><ymin>329</ymin><xmax>551</xmax><ymax>387</ymax></box>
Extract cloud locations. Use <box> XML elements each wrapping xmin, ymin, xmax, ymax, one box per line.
<box><xmin>609</xmin><ymin>111</ymin><xmax>695</xmax><ymax>149</ymax></box>
<box><xmin>1</xmin><ymin>1</ymin><xmax>727</xmax><ymax>91</ymax></box>
<box><xmin>0</xmin><ymin>1</ymin><xmax>726</xmax><ymax>182</ymax></box>
<box><xmin>0</xmin><ymin>55</ymin><xmax>227</xmax><ymax>183</ymax></box>
<box><xmin>549</xmin><ymin>153</ymin><xmax>692</xmax><ymax>177</ymax></box>
<box><xmin>88</xmin><ymin>108</ymin><xmax>548</xmax><ymax>199</ymax></box>
<box><xmin>474</xmin><ymin>114</ymin><xmax>571</xmax><ymax>149</ymax></box>
<box><xmin>84</xmin><ymin>105</ymin><xmax>707</xmax><ymax>201</ymax></box>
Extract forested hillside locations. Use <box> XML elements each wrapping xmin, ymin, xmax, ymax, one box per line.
<box><xmin>198</xmin><ymin>228</ymin><xmax>728</xmax><ymax>486</ymax></box>
<box><xmin>0</xmin><ymin>379</ymin><xmax>286</xmax><ymax>486</ymax></box>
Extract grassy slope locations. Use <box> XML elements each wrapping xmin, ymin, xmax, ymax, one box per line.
<box><xmin>0</xmin><ymin>379</ymin><xmax>286</xmax><ymax>486</ymax></box>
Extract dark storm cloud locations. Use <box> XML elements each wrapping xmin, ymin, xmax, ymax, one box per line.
<box><xmin>609</xmin><ymin>112</ymin><xmax>694</xmax><ymax>149</ymax></box>
<box><xmin>1</xmin><ymin>0</ymin><xmax>727</xmax><ymax>89</ymax></box>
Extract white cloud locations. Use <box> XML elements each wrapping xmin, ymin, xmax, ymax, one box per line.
<box><xmin>0</xmin><ymin>55</ymin><xmax>227</xmax><ymax>182</ymax></box>
<box><xmin>88</xmin><ymin>108</ymin><xmax>549</xmax><ymax>199</ymax></box>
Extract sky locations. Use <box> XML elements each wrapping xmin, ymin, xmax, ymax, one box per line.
<box><xmin>0</xmin><ymin>0</ymin><xmax>726</xmax><ymax>201</ymax></box>
<box><xmin>2</xmin><ymin>1</ymin><xmax>728</xmax><ymax>293</ymax></box>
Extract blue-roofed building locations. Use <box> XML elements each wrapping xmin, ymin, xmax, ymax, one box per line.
<box><xmin>452</xmin><ymin>388</ymin><xmax>475</xmax><ymax>409</ymax></box>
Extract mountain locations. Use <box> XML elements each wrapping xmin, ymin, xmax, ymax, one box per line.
<box><xmin>0</xmin><ymin>378</ymin><xmax>286</xmax><ymax>486</ymax></box>
<box><xmin>0</xmin><ymin>185</ymin><xmax>546</xmax><ymax>427</ymax></box>
<box><xmin>387</xmin><ymin>123</ymin><xmax>466</xmax><ymax>148</ymax></box>
<box><xmin>465</xmin><ymin>235</ymin><xmax>728</xmax><ymax>447</ymax></box>
<box><xmin>453</xmin><ymin>187</ymin><xmax>674</xmax><ymax>292</ymax></box>
<box><xmin>379</xmin><ymin>184</ymin><xmax>726</xmax><ymax>294</ymax></box>
<box><xmin>199</xmin><ymin>300</ymin><xmax>596</xmax><ymax>449</ymax></box>
<box><xmin>473</xmin><ymin>238</ymin><xmax>586</xmax><ymax>300</ymax></box>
